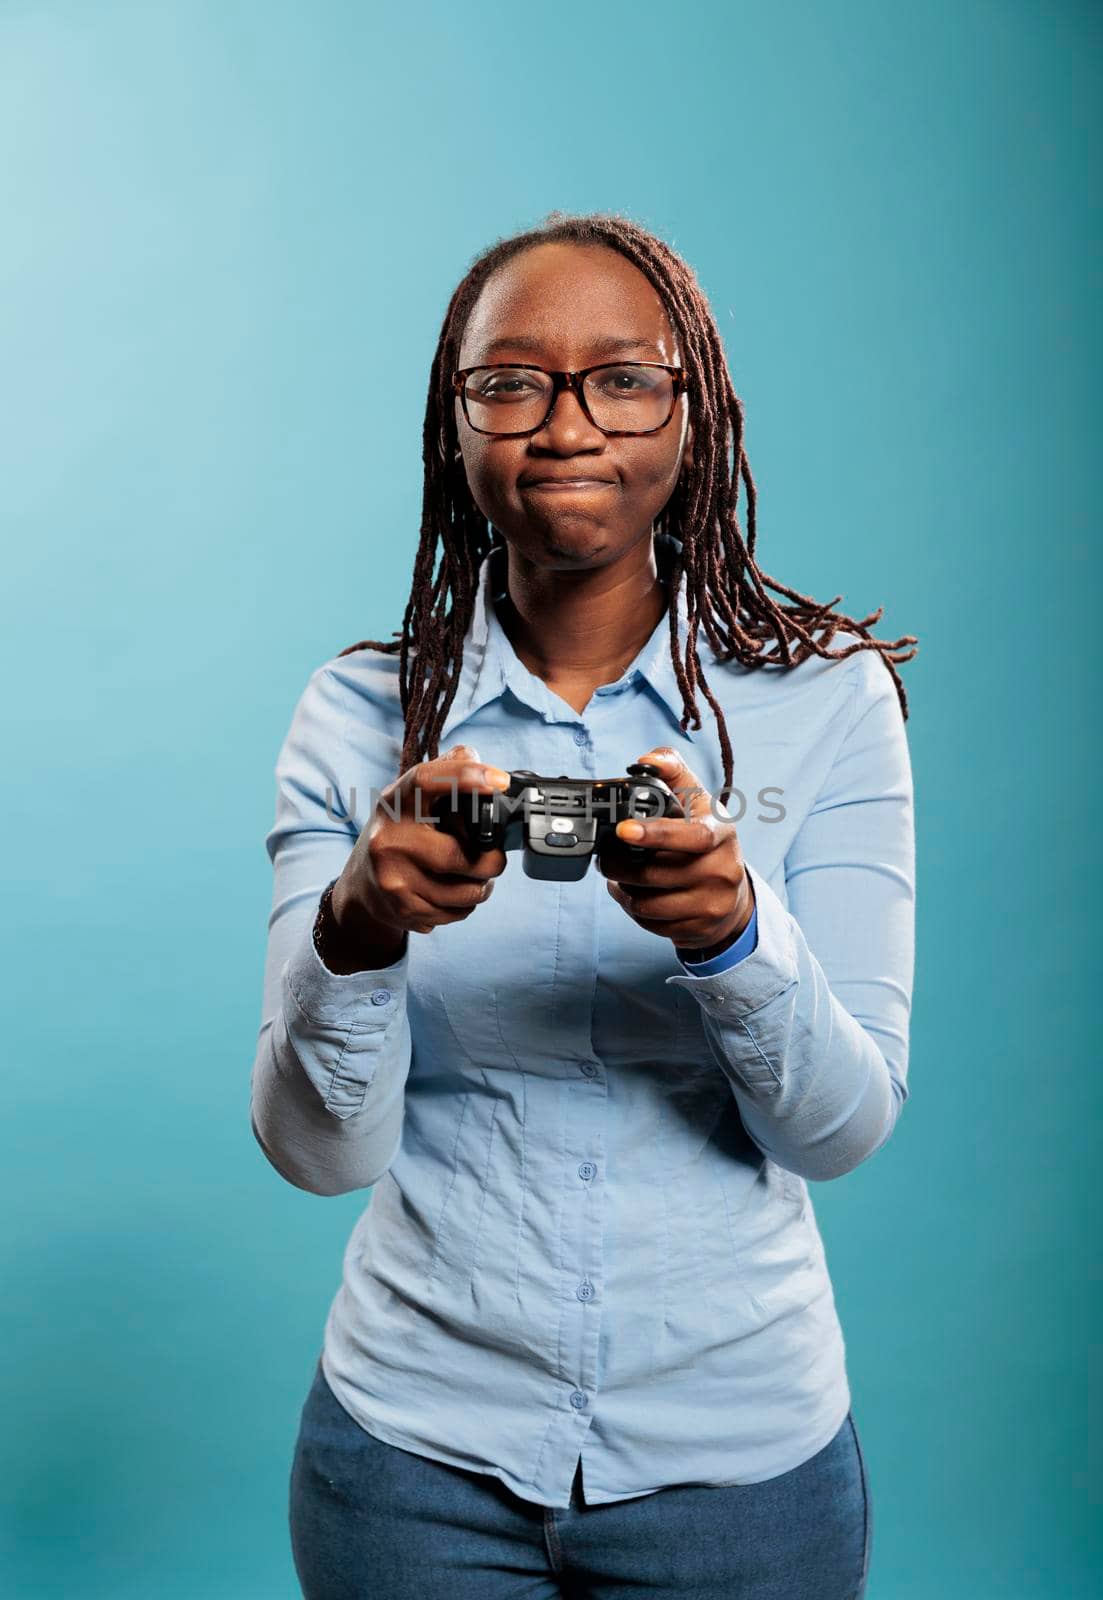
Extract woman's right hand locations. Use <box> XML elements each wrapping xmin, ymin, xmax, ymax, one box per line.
<box><xmin>323</xmin><ymin>745</ymin><xmax>511</xmax><ymax>970</ymax></box>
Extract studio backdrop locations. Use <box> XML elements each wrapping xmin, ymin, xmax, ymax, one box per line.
<box><xmin>2</xmin><ymin>3</ymin><xmax>1098</xmax><ymax>1597</ymax></box>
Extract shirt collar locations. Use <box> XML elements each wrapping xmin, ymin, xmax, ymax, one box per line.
<box><xmin>439</xmin><ymin>533</ymin><xmax>700</xmax><ymax>746</ymax></box>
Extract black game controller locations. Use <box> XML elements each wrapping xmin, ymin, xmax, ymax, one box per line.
<box><xmin>432</xmin><ymin>763</ymin><xmax>683</xmax><ymax>883</ymax></box>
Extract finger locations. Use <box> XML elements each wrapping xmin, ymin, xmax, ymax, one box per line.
<box><xmin>416</xmin><ymin>754</ymin><xmax>511</xmax><ymax>790</ymax></box>
<box><xmin>399</xmin><ymin>865</ymin><xmax>496</xmax><ymax>920</ymax></box>
<box><xmin>418</xmin><ymin>868</ymin><xmax>497</xmax><ymax>911</ymax></box>
<box><xmin>632</xmin><ymin>747</ymin><xmax>716</xmax><ymax>822</ymax></box>
<box><xmin>409</xmin><ymin>754</ymin><xmax>511</xmax><ymax>809</ymax></box>
<box><xmin>613</xmin><ymin>814</ymin><xmax>720</xmax><ymax>853</ymax></box>
<box><xmin>596</xmin><ymin>851</ymin><xmax>710</xmax><ymax>890</ymax></box>
<box><xmin>606</xmin><ymin>880</ymin><xmax>702</xmax><ymax>925</ymax></box>
<box><xmin>403</xmin><ymin>891</ymin><xmax>461</xmax><ymax>936</ymax></box>
<box><xmin>418</xmin><ymin>827</ymin><xmax>508</xmax><ymax>880</ymax></box>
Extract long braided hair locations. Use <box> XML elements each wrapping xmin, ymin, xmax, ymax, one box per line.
<box><xmin>338</xmin><ymin>210</ymin><xmax>918</xmax><ymax>799</ymax></box>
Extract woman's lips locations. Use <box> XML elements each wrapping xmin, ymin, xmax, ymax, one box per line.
<box><xmin>521</xmin><ymin>479</ymin><xmax>617</xmax><ymax>492</ymax></box>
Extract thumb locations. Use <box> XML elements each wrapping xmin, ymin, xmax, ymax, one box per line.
<box><xmin>637</xmin><ymin>747</ymin><xmax>710</xmax><ymax>820</ymax></box>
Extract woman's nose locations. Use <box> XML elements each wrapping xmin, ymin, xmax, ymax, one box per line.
<box><xmin>531</xmin><ymin>381</ymin><xmax>604</xmax><ymax>449</ymax></box>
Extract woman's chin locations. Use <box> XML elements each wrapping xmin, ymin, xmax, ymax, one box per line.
<box><xmin>542</xmin><ymin>531</ymin><xmax>609</xmax><ymax>564</ymax></box>
<box><xmin>501</xmin><ymin>521</ymin><xmax>612</xmax><ymax>568</ymax></box>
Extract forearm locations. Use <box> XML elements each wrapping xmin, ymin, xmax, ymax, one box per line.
<box><xmin>250</xmin><ymin>899</ymin><xmax>413</xmax><ymax>1196</ymax></box>
<box><xmin>321</xmin><ymin>874</ymin><xmax>409</xmax><ymax>973</ymax></box>
<box><xmin>667</xmin><ymin>861</ymin><xmax>911</xmax><ymax>1181</ymax></box>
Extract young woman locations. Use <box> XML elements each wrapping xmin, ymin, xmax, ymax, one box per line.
<box><xmin>251</xmin><ymin>210</ymin><xmax>917</xmax><ymax>1600</ymax></box>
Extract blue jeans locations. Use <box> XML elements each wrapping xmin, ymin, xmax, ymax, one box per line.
<box><xmin>289</xmin><ymin>1356</ymin><xmax>872</xmax><ymax>1599</ymax></box>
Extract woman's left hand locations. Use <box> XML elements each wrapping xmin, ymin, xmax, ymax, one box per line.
<box><xmin>598</xmin><ymin>747</ymin><xmax>756</xmax><ymax>959</ymax></box>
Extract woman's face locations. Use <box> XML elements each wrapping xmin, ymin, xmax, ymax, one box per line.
<box><xmin>455</xmin><ymin>241</ymin><xmax>693</xmax><ymax>570</ymax></box>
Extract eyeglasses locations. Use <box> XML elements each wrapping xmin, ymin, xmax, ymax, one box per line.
<box><xmin>451</xmin><ymin>362</ymin><xmax>690</xmax><ymax>438</ymax></box>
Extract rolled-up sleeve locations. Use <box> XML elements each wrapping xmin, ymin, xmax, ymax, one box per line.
<box><xmin>666</xmin><ymin>649</ymin><xmax>915</xmax><ymax>1181</ymax></box>
<box><xmin>249</xmin><ymin>665</ymin><xmax>412</xmax><ymax>1197</ymax></box>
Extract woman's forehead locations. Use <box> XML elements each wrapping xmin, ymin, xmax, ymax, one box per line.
<box><xmin>459</xmin><ymin>242</ymin><xmax>680</xmax><ymax>366</ymax></box>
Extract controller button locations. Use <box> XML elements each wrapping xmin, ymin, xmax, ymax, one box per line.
<box><xmin>545</xmin><ymin>833</ymin><xmax>579</xmax><ymax>848</ymax></box>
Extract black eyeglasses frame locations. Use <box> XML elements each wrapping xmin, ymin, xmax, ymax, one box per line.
<box><xmin>450</xmin><ymin>361</ymin><xmax>690</xmax><ymax>438</ymax></box>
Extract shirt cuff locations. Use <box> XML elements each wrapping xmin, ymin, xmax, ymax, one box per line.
<box><xmin>677</xmin><ymin>903</ymin><xmax>759</xmax><ymax>976</ymax></box>
<box><xmin>285</xmin><ymin>881</ymin><xmax>409</xmax><ymax>1029</ymax></box>
<box><xmin>665</xmin><ymin>860</ymin><xmax>798</xmax><ymax>1022</ymax></box>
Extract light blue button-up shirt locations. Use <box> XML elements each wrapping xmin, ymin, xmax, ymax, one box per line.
<box><xmin>250</xmin><ymin>532</ymin><xmax>915</xmax><ymax>1509</ymax></box>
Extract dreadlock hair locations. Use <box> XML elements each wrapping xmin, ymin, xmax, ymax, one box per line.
<box><xmin>337</xmin><ymin>209</ymin><xmax>918</xmax><ymax>802</ymax></box>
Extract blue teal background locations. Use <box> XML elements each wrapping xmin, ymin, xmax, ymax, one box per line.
<box><xmin>2</xmin><ymin>2</ymin><xmax>1098</xmax><ymax>1595</ymax></box>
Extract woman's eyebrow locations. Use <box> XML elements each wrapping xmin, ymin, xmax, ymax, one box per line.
<box><xmin>477</xmin><ymin>335</ymin><xmax>659</xmax><ymax>360</ymax></box>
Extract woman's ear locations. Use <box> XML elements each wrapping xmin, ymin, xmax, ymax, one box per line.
<box><xmin>437</xmin><ymin>429</ymin><xmax>464</xmax><ymax>466</ymax></box>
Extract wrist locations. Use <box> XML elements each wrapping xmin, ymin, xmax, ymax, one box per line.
<box><xmin>679</xmin><ymin>927</ymin><xmax>739</xmax><ymax>963</ymax></box>
<box><xmin>675</xmin><ymin>884</ymin><xmax>755</xmax><ymax>963</ymax></box>
<box><xmin>317</xmin><ymin>878</ymin><xmax>407</xmax><ymax>974</ymax></box>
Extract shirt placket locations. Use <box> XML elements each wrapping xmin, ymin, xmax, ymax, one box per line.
<box><xmin>535</xmin><ymin>711</ymin><xmax>608</xmax><ymax>1500</ymax></box>
<box><xmin>559</xmin><ymin>680</ymin><xmax>639</xmax><ymax>1495</ymax></box>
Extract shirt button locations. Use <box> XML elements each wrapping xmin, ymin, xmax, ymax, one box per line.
<box><xmin>573</xmin><ymin>728</ymin><xmax>587</xmax><ymax>746</ymax></box>
<box><xmin>370</xmin><ymin>989</ymin><xmax>392</xmax><ymax>1006</ymax></box>
<box><xmin>578</xmin><ymin>1162</ymin><xmax>596</xmax><ymax>1181</ymax></box>
<box><xmin>570</xmin><ymin>1390</ymin><xmax>588</xmax><ymax>1410</ymax></box>
<box><xmin>576</xmin><ymin>1280</ymin><xmax>595</xmax><ymax>1302</ymax></box>
<box><xmin>580</xmin><ymin>1062</ymin><xmax>599</xmax><ymax>1078</ymax></box>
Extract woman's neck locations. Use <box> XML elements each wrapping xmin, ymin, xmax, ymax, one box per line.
<box><xmin>493</xmin><ymin>535</ymin><xmax>670</xmax><ymax>709</ymax></box>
